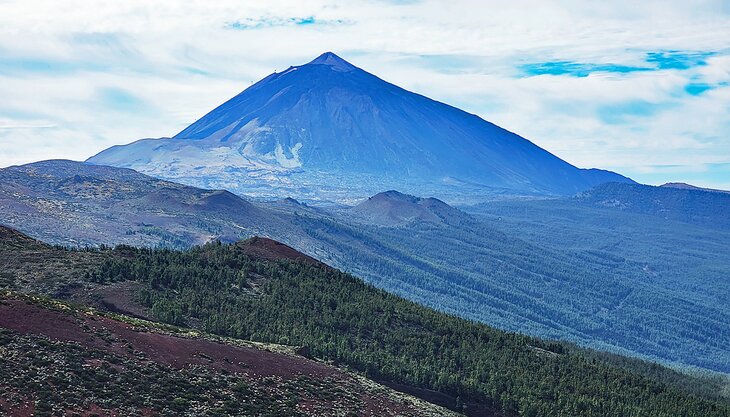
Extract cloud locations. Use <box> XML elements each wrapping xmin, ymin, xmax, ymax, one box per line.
<box><xmin>596</xmin><ymin>100</ymin><xmax>678</xmax><ymax>124</ymax></box>
<box><xmin>0</xmin><ymin>0</ymin><xmax>729</xmax><ymax>189</ymax></box>
<box><xmin>0</xmin><ymin>120</ymin><xmax>56</xmax><ymax>129</ymax></box>
<box><xmin>224</xmin><ymin>16</ymin><xmax>351</xmax><ymax>30</ymax></box>
<box><xmin>96</xmin><ymin>87</ymin><xmax>154</xmax><ymax>113</ymax></box>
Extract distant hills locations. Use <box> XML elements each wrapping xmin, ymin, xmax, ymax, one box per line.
<box><xmin>0</xmin><ymin>159</ymin><xmax>303</xmax><ymax>248</ymax></box>
<box><xmin>576</xmin><ymin>182</ymin><xmax>730</xmax><ymax>229</ymax></box>
<box><xmin>87</xmin><ymin>52</ymin><xmax>632</xmax><ymax>204</ymax></box>
<box><xmin>349</xmin><ymin>190</ymin><xmax>470</xmax><ymax>226</ymax></box>
<box><xmin>661</xmin><ymin>182</ymin><xmax>730</xmax><ymax>194</ymax></box>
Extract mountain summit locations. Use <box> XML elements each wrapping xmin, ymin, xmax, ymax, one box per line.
<box><xmin>307</xmin><ymin>51</ymin><xmax>357</xmax><ymax>71</ymax></box>
<box><xmin>88</xmin><ymin>52</ymin><xmax>633</xmax><ymax>203</ymax></box>
<box><xmin>350</xmin><ymin>190</ymin><xmax>469</xmax><ymax>226</ymax></box>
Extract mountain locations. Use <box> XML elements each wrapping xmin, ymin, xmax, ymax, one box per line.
<box><xmin>87</xmin><ymin>52</ymin><xmax>633</xmax><ymax>204</ymax></box>
<box><xmin>576</xmin><ymin>182</ymin><xmax>730</xmax><ymax>229</ymax></box>
<box><xmin>2</xmin><ymin>227</ymin><xmax>727</xmax><ymax>417</ymax></box>
<box><xmin>349</xmin><ymin>190</ymin><xmax>470</xmax><ymax>226</ymax></box>
<box><xmin>661</xmin><ymin>182</ymin><xmax>730</xmax><ymax>194</ymax></box>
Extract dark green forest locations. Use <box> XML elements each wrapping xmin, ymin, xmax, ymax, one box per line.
<box><xmin>84</xmin><ymin>241</ymin><xmax>730</xmax><ymax>417</ymax></box>
<box><xmin>290</xmin><ymin>207</ymin><xmax>730</xmax><ymax>373</ymax></box>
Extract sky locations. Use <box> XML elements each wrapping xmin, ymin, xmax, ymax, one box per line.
<box><xmin>1</xmin><ymin>0</ymin><xmax>729</xmax><ymax>189</ymax></box>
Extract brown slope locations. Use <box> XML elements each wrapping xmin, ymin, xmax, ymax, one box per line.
<box><xmin>235</xmin><ymin>236</ymin><xmax>330</xmax><ymax>268</ymax></box>
<box><xmin>0</xmin><ymin>224</ymin><xmax>47</xmax><ymax>250</ymax></box>
<box><xmin>0</xmin><ymin>294</ymin><xmax>457</xmax><ymax>417</ymax></box>
<box><xmin>0</xmin><ymin>297</ymin><xmax>334</xmax><ymax>377</ymax></box>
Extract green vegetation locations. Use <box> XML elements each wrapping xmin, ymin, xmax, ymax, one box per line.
<box><xmin>84</xmin><ymin>241</ymin><xmax>730</xmax><ymax>417</ymax></box>
<box><xmin>285</xmin><ymin>193</ymin><xmax>730</xmax><ymax>374</ymax></box>
<box><xmin>460</xmin><ymin>196</ymin><xmax>730</xmax><ymax>372</ymax></box>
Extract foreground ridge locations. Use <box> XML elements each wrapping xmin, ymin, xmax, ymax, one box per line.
<box><xmin>0</xmin><ymin>291</ymin><xmax>457</xmax><ymax>417</ymax></box>
<box><xmin>1</xmin><ymin>227</ymin><xmax>728</xmax><ymax>417</ymax></box>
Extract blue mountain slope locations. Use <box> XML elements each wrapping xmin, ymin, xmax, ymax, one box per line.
<box><xmin>88</xmin><ymin>52</ymin><xmax>633</xmax><ymax>203</ymax></box>
<box><xmin>577</xmin><ymin>182</ymin><xmax>730</xmax><ymax>229</ymax></box>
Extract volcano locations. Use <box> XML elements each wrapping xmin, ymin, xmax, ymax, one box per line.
<box><xmin>88</xmin><ymin>52</ymin><xmax>632</xmax><ymax>203</ymax></box>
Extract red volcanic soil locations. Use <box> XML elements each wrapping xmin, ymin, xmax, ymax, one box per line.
<box><xmin>0</xmin><ymin>397</ymin><xmax>34</xmax><ymax>417</ymax></box>
<box><xmin>0</xmin><ymin>297</ymin><xmax>448</xmax><ymax>416</ymax></box>
<box><xmin>0</xmin><ymin>297</ymin><xmax>443</xmax><ymax>416</ymax></box>
<box><xmin>236</xmin><ymin>236</ymin><xmax>329</xmax><ymax>268</ymax></box>
<box><xmin>0</xmin><ymin>298</ymin><xmax>335</xmax><ymax>378</ymax></box>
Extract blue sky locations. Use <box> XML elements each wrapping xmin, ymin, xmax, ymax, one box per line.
<box><xmin>0</xmin><ymin>0</ymin><xmax>729</xmax><ymax>189</ymax></box>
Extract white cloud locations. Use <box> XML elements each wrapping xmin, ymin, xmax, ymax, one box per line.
<box><xmin>0</xmin><ymin>0</ymin><xmax>729</xmax><ymax>188</ymax></box>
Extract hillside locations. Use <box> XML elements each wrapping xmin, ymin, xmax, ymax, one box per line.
<box><xmin>301</xmin><ymin>206</ymin><xmax>730</xmax><ymax>373</ymax></box>
<box><xmin>0</xmin><ymin>293</ymin><xmax>454</xmax><ymax>417</ymax></box>
<box><xmin>1</xmin><ymin>227</ymin><xmax>728</xmax><ymax>417</ymax></box>
<box><xmin>0</xmin><ymin>159</ymin><xmax>261</xmax><ymax>247</ymax></box>
<box><xmin>460</xmin><ymin>194</ymin><xmax>730</xmax><ymax>371</ymax></box>
<box><xmin>661</xmin><ymin>182</ymin><xmax>730</xmax><ymax>194</ymax></box>
<box><xmin>87</xmin><ymin>52</ymin><xmax>632</xmax><ymax>203</ymax></box>
<box><xmin>349</xmin><ymin>190</ymin><xmax>470</xmax><ymax>226</ymax></box>
<box><xmin>576</xmin><ymin>182</ymin><xmax>730</xmax><ymax>229</ymax></box>
<box><xmin>0</xmin><ymin>159</ymin><xmax>336</xmax><ymax>252</ymax></box>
